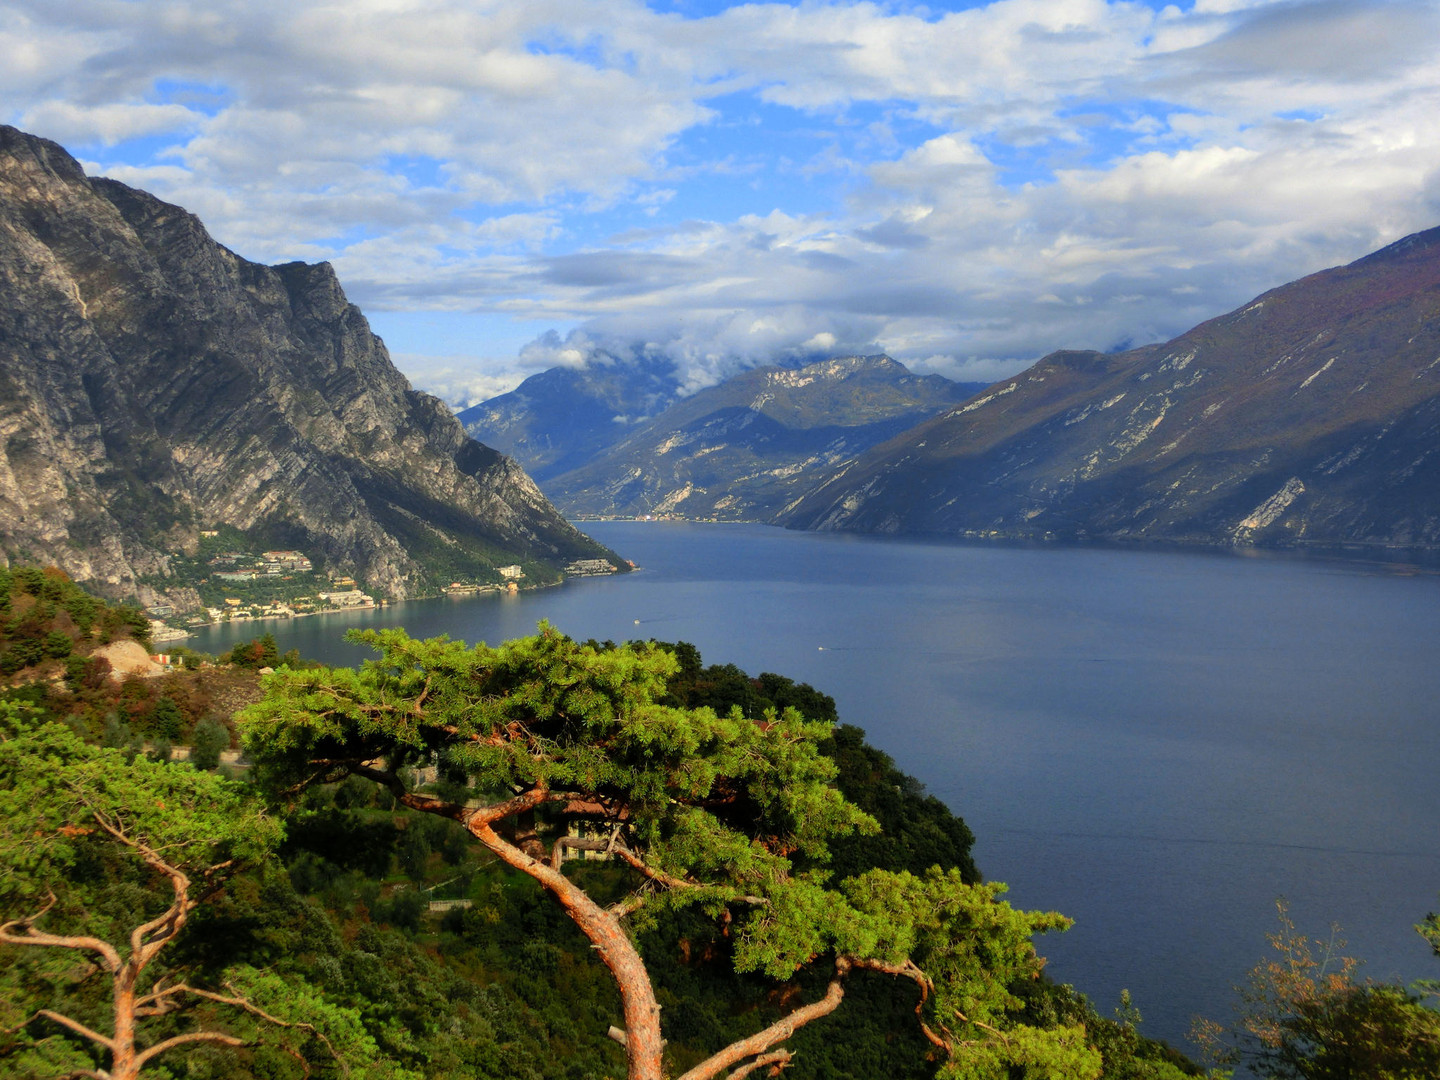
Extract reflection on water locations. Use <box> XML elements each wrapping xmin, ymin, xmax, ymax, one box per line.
<box><xmin>190</xmin><ymin>522</ymin><xmax>1440</xmax><ymax>1055</ymax></box>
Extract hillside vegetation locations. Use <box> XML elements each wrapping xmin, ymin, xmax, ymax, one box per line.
<box><xmin>0</xmin><ymin>574</ymin><xmax>1214</xmax><ymax>1079</ymax></box>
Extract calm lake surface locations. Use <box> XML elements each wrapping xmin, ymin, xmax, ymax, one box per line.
<box><xmin>190</xmin><ymin>521</ymin><xmax>1440</xmax><ymax>1056</ymax></box>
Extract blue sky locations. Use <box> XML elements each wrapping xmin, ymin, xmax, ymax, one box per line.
<box><xmin>5</xmin><ymin>0</ymin><xmax>1440</xmax><ymax>403</ymax></box>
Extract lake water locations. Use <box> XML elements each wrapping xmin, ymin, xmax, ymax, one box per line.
<box><xmin>190</xmin><ymin>521</ymin><xmax>1440</xmax><ymax>1058</ymax></box>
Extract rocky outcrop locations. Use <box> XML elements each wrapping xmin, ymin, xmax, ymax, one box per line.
<box><xmin>538</xmin><ymin>356</ymin><xmax>981</xmax><ymax>521</ymax></box>
<box><xmin>781</xmin><ymin>227</ymin><xmax>1440</xmax><ymax>554</ymax></box>
<box><xmin>0</xmin><ymin>125</ymin><xmax>616</xmax><ymax>603</ymax></box>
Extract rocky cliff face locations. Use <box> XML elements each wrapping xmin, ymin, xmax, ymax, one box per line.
<box><xmin>0</xmin><ymin>125</ymin><xmax>616</xmax><ymax>603</ymax></box>
<box><xmin>542</xmin><ymin>355</ymin><xmax>981</xmax><ymax>520</ymax></box>
<box><xmin>782</xmin><ymin>227</ymin><xmax>1440</xmax><ymax>554</ymax></box>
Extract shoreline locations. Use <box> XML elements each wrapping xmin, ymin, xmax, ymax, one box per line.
<box><xmin>160</xmin><ymin>575</ymin><xmax>598</xmax><ymax>642</ymax></box>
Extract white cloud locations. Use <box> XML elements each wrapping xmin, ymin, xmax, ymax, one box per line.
<box><xmin>19</xmin><ymin>100</ymin><xmax>204</xmax><ymax>144</ymax></box>
<box><xmin>392</xmin><ymin>354</ymin><xmax>527</xmax><ymax>410</ymax></box>
<box><xmin>3</xmin><ymin>0</ymin><xmax>1439</xmax><ymax>396</ymax></box>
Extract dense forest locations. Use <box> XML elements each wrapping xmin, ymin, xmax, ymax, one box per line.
<box><xmin>1</xmin><ymin>566</ymin><xmax>1435</xmax><ymax>1079</ymax></box>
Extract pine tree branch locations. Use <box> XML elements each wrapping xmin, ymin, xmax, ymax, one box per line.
<box><xmin>676</xmin><ymin>957</ymin><xmax>853</xmax><ymax>1080</ymax></box>
<box><xmin>33</xmin><ymin>1009</ymin><xmax>117</xmax><ymax>1054</ymax></box>
<box><xmin>850</xmin><ymin>957</ymin><xmax>948</xmax><ymax>1050</ymax></box>
<box><xmin>726</xmin><ymin>1050</ymin><xmax>791</xmax><ymax>1079</ymax></box>
<box><xmin>132</xmin><ymin>982</ymin><xmax>344</xmax><ymax>1072</ymax></box>
<box><xmin>0</xmin><ymin>893</ymin><xmax>122</xmax><ymax>973</ymax></box>
<box><xmin>132</xmin><ymin>1029</ymin><xmax>245</xmax><ymax>1067</ymax></box>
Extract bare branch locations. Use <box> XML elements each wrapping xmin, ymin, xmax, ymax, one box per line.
<box><xmin>34</xmin><ymin>1009</ymin><xmax>117</xmax><ymax>1054</ymax></box>
<box><xmin>279</xmin><ymin>760</ymin><xmax>357</xmax><ymax>796</ymax></box>
<box><xmin>0</xmin><ymin>894</ymin><xmax>122</xmax><ymax>974</ymax></box>
<box><xmin>132</xmin><ymin>1029</ymin><xmax>245</xmax><ymax>1065</ymax></box>
<box><xmin>608</xmin><ymin>894</ymin><xmax>650</xmax><ymax>919</ymax></box>
<box><xmin>134</xmin><ymin>978</ymin><xmax>193</xmax><ymax>1018</ymax></box>
<box><xmin>953</xmin><ymin>1008</ymin><xmax>1011</xmax><ymax>1044</ymax></box>
<box><xmin>727</xmin><ymin>1049</ymin><xmax>791</xmax><ymax>1079</ymax></box>
<box><xmin>129</xmin><ymin>982</ymin><xmax>345</xmax><ymax>1073</ymax></box>
<box><xmin>676</xmin><ymin>957</ymin><xmax>853</xmax><ymax>1080</ymax></box>
<box><xmin>465</xmin><ymin>784</ymin><xmax>556</xmax><ymax>827</ymax></box>
<box><xmin>396</xmin><ymin>789</ymin><xmax>473</xmax><ymax>822</ymax></box>
<box><xmin>78</xmin><ymin>804</ymin><xmax>199</xmax><ymax>969</ymax></box>
<box><xmin>848</xmin><ymin>957</ymin><xmax>948</xmax><ymax>1050</ymax></box>
<box><xmin>610</xmin><ymin>845</ymin><xmax>695</xmax><ymax>892</ymax></box>
<box><xmin>349</xmin><ymin>763</ymin><xmax>410</xmax><ymax>802</ymax></box>
<box><xmin>551</xmin><ymin>835</ymin><xmax>612</xmax><ymax>870</ymax></box>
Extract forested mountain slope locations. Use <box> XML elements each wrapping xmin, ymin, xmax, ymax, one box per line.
<box><xmin>0</xmin><ymin>573</ymin><xmax>1210</xmax><ymax>1080</ymax></box>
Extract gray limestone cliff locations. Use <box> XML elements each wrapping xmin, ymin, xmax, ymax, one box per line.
<box><xmin>0</xmin><ymin>125</ymin><xmax>617</xmax><ymax>603</ymax></box>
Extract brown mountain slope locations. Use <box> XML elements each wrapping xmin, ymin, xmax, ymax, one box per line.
<box><xmin>781</xmin><ymin>227</ymin><xmax>1440</xmax><ymax>552</ymax></box>
<box><xmin>0</xmin><ymin>125</ymin><xmax>616</xmax><ymax>603</ymax></box>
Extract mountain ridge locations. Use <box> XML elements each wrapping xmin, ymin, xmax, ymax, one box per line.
<box><xmin>780</xmin><ymin>225</ymin><xmax>1440</xmax><ymax>553</ymax></box>
<box><xmin>533</xmin><ymin>355</ymin><xmax>984</xmax><ymax>521</ymax></box>
<box><xmin>0</xmin><ymin>125</ymin><xmax>617</xmax><ymax>606</ymax></box>
<box><xmin>458</xmin><ymin>353</ymin><xmax>684</xmax><ymax>483</ymax></box>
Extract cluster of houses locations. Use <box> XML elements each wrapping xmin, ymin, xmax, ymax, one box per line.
<box><xmin>191</xmin><ymin>585</ymin><xmax>377</xmax><ymax>627</ymax></box>
<box><xmin>564</xmin><ymin>559</ymin><xmax>618</xmax><ymax>576</ymax></box>
<box><xmin>158</xmin><ymin>543</ymin><xmax>622</xmax><ymax>639</ymax></box>
<box><xmin>177</xmin><ymin>546</ymin><xmax>378</xmax><ymax>627</ymax></box>
<box><xmin>208</xmin><ymin>549</ymin><xmax>314</xmax><ymax>583</ymax></box>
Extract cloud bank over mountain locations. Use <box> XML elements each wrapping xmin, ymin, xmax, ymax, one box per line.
<box><xmin>8</xmin><ymin>0</ymin><xmax>1440</xmax><ymax>399</ymax></box>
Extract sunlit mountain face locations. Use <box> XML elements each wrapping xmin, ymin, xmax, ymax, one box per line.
<box><xmin>782</xmin><ymin>227</ymin><xmax>1440</xmax><ymax>555</ymax></box>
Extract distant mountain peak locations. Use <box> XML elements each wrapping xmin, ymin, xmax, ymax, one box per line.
<box><xmin>527</xmin><ymin>353</ymin><xmax>985</xmax><ymax>521</ymax></box>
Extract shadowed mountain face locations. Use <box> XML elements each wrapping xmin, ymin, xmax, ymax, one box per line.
<box><xmin>536</xmin><ymin>356</ymin><xmax>982</xmax><ymax>521</ymax></box>
<box><xmin>0</xmin><ymin>126</ymin><xmax>616</xmax><ymax>603</ymax></box>
<box><xmin>782</xmin><ymin>228</ymin><xmax>1440</xmax><ymax>553</ymax></box>
<box><xmin>458</xmin><ymin>356</ymin><xmax>684</xmax><ymax>483</ymax></box>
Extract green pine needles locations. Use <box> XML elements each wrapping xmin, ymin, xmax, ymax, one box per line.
<box><xmin>240</xmin><ymin>624</ymin><xmax>1097</xmax><ymax>1080</ymax></box>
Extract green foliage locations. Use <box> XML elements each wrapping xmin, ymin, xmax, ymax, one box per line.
<box><xmin>1418</xmin><ymin>904</ymin><xmax>1440</xmax><ymax>966</ymax></box>
<box><xmin>11</xmin><ymin>566</ymin><xmax>45</xmax><ymax>595</ymax></box>
<box><xmin>151</xmin><ymin>695</ymin><xmax>185</xmax><ymax>740</ymax></box>
<box><xmin>64</xmin><ymin>590</ymin><xmax>98</xmax><ymax>635</ymax></box>
<box><xmin>101</xmin><ymin>711</ymin><xmax>144</xmax><ymax>760</ymax></box>
<box><xmin>820</xmin><ymin>723</ymin><xmax>978</xmax><ymax>882</ymax></box>
<box><xmin>0</xmin><ymin>711</ymin><xmax>420</xmax><ymax>1080</ymax></box>
<box><xmin>241</xmin><ymin>624</ymin><xmax>1114</xmax><ymax>1079</ymax></box>
<box><xmin>1</xmin><ymin>624</ymin><xmax>1216</xmax><ymax>1080</ymax></box>
<box><xmin>0</xmin><ymin>565</ymin><xmax>149</xmax><ymax>681</ymax></box>
<box><xmin>650</xmin><ymin>643</ymin><xmax>977</xmax><ymax>882</ymax></box>
<box><xmin>1016</xmin><ymin>981</ymin><xmax>1213</xmax><ymax>1079</ymax></box>
<box><xmin>1195</xmin><ymin>901</ymin><xmax>1440</xmax><ymax>1079</ymax></box>
<box><xmin>42</xmin><ymin>629</ymin><xmax>72</xmax><ymax>659</ymax></box>
<box><xmin>227</xmin><ymin>632</ymin><xmax>281</xmax><ymax>668</ymax></box>
<box><xmin>189</xmin><ymin>716</ymin><xmax>231</xmax><ymax>770</ymax></box>
<box><xmin>0</xmin><ymin>712</ymin><xmax>279</xmax><ymax>907</ymax></box>
<box><xmin>104</xmin><ymin>603</ymin><xmax>153</xmax><ymax>649</ymax></box>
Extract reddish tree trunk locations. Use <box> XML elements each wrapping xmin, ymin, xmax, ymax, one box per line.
<box><xmin>111</xmin><ymin>973</ymin><xmax>139</xmax><ymax>1080</ymax></box>
<box><xmin>468</xmin><ymin>819</ymin><xmax>665</xmax><ymax>1080</ymax></box>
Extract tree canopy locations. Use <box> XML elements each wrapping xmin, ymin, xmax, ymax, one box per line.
<box><xmin>1193</xmin><ymin>900</ymin><xmax>1440</xmax><ymax>1079</ymax></box>
<box><xmin>241</xmin><ymin>624</ymin><xmax>1099</xmax><ymax>1080</ymax></box>
<box><xmin>0</xmin><ymin>702</ymin><xmax>407</xmax><ymax>1080</ymax></box>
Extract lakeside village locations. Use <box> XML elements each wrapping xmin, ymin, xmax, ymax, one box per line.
<box><xmin>143</xmin><ymin>535</ymin><xmax>622</xmax><ymax>644</ymax></box>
